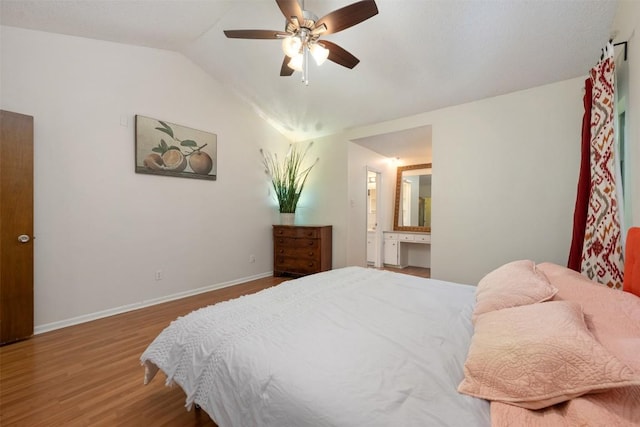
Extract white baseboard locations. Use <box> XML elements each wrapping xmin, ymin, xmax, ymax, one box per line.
<box><xmin>34</xmin><ymin>271</ymin><xmax>274</xmax><ymax>335</ymax></box>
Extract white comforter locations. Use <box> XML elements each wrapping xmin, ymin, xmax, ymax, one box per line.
<box><xmin>141</xmin><ymin>266</ymin><xmax>490</xmax><ymax>427</ymax></box>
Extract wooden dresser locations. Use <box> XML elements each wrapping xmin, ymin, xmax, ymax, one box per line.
<box><xmin>273</xmin><ymin>225</ymin><xmax>332</xmax><ymax>277</ymax></box>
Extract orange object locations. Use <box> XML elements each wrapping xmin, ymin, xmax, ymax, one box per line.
<box><xmin>623</xmin><ymin>227</ymin><xmax>640</xmax><ymax>297</ymax></box>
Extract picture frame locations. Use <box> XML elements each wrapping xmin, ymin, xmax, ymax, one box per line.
<box><xmin>135</xmin><ymin>115</ymin><xmax>217</xmax><ymax>180</ymax></box>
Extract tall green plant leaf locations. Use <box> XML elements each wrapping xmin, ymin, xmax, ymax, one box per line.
<box><xmin>260</xmin><ymin>143</ymin><xmax>318</xmax><ymax>213</ymax></box>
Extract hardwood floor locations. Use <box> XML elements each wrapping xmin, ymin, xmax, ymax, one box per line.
<box><xmin>377</xmin><ymin>265</ymin><xmax>431</xmax><ymax>278</ymax></box>
<box><xmin>0</xmin><ymin>267</ymin><xmax>429</xmax><ymax>426</ymax></box>
<box><xmin>0</xmin><ymin>276</ymin><xmax>286</xmax><ymax>427</ymax></box>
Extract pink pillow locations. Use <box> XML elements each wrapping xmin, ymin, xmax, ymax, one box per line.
<box><xmin>458</xmin><ymin>301</ymin><xmax>640</xmax><ymax>409</ymax></box>
<box><xmin>623</xmin><ymin>227</ymin><xmax>640</xmax><ymax>297</ymax></box>
<box><xmin>473</xmin><ymin>260</ymin><xmax>557</xmax><ymax>321</ymax></box>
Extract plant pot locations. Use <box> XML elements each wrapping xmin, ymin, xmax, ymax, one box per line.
<box><xmin>280</xmin><ymin>212</ymin><xmax>295</xmax><ymax>225</ymax></box>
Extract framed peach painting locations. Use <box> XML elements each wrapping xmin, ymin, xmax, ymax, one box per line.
<box><xmin>135</xmin><ymin>115</ymin><xmax>217</xmax><ymax>180</ymax></box>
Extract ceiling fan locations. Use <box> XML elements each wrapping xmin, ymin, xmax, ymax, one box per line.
<box><xmin>224</xmin><ymin>0</ymin><xmax>378</xmax><ymax>84</ymax></box>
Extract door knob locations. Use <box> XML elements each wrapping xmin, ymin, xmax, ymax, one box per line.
<box><xmin>18</xmin><ymin>234</ymin><xmax>30</xmax><ymax>243</ymax></box>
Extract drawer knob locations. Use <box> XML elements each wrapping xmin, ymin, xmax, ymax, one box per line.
<box><xmin>279</xmin><ymin>249</ymin><xmax>284</xmax><ymax>254</ymax></box>
<box><xmin>308</xmin><ymin>241</ymin><xmax>314</xmax><ymax>246</ymax></box>
<box><xmin>308</xmin><ymin>252</ymin><xmax>314</xmax><ymax>256</ymax></box>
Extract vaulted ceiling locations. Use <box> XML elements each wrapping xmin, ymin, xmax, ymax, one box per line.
<box><xmin>1</xmin><ymin>0</ymin><xmax>619</xmax><ymax>149</ymax></box>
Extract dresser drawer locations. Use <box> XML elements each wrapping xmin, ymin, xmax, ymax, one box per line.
<box><xmin>274</xmin><ymin>257</ymin><xmax>319</xmax><ymax>273</ymax></box>
<box><xmin>399</xmin><ymin>234</ymin><xmax>415</xmax><ymax>242</ymax></box>
<box><xmin>274</xmin><ymin>236</ymin><xmax>319</xmax><ymax>249</ymax></box>
<box><xmin>273</xmin><ymin>227</ymin><xmax>319</xmax><ymax>239</ymax></box>
<box><xmin>415</xmin><ymin>234</ymin><xmax>431</xmax><ymax>243</ymax></box>
<box><xmin>274</xmin><ymin>244</ymin><xmax>320</xmax><ymax>259</ymax></box>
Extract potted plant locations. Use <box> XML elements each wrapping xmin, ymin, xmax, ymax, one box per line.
<box><xmin>260</xmin><ymin>142</ymin><xmax>319</xmax><ymax>224</ymax></box>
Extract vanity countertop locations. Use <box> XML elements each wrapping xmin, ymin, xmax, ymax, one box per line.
<box><xmin>384</xmin><ymin>230</ymin><xmax>430</xmax><ymax>235</ymax></box>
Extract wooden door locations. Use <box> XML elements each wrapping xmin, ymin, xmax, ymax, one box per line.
<box><xmin>0</xmin><ymin>110</ymin><xmax>34</xmax><ymax>345</ymax></box>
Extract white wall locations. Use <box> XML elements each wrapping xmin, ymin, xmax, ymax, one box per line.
<box><xmin>1</xmin><ymin>26</ymin><xmax>290</xmax><ymax>330</ymax></box>
<box><xmin>430</xmin><ymin>79</ymin><xmax>583</xmax><ymax>283</ymax></box>
<box><xmin>614</xmin><ymin>1</ymin><xmax>640</xmax><ymax>228</ymax></box>
<box><xmin>346</xmin><ymin>143</ymin><xmax>395</xmax><ymax>267</ymax></box>
<box><xmin>295</xmin><ymin>136</ymin><xmax>349</xmax><ymax>268</ymax></box>
<box><xmin>335</xmin><ymin>77</ymin><xmax>585</xmax><ymax>285</ymax></box>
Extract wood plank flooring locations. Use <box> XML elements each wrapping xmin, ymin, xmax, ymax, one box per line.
<box><xmin>376</xmin><ymin>266</ymin><xmax>431</xmax><ymax>278</ymax></box>
<box><xmin>0</xmin><ymin>267</ymin><xmax>429</xmax><ymax>426</ymax></box>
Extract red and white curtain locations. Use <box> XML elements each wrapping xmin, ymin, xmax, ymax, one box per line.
<box><xmin>568</xmin><ymin>41</ymin><xmax>624</xmax><ymax>289</ymax></box>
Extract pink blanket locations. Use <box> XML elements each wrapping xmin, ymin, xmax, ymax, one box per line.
<box><xmin>490</xmin><ymin>263</ymin><xmax>640</xmax><ymax>426</ymax></box>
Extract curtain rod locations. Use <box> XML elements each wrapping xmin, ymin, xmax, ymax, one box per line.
<box><xmin>613</xmin><ymin>40</ymin><xmax>628</xmax><ymax>61</ymax></box>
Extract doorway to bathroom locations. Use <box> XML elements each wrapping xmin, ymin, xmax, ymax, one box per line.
<box><xmin>366</xmin><ymin>168</ymin><xmax>382</xmax><ymax>267</ymax></box>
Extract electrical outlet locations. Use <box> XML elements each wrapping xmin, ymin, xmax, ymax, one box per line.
<box><xmin>249</xmin><ymin>255</ymin><xmax>256</xmax><ymax>263</ymax></box>
<box><xmin>155</xmin><ymin>270</ymin><xmax>163</xmax><ymax>281</ymax></box>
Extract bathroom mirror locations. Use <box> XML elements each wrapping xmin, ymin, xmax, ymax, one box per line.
<box><xmin>393</xmin><ymin>163</ymin><xmax>432</xmax><ymax>232</ymax></box>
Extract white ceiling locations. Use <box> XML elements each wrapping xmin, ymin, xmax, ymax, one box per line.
<box><xmin>352</xmin><ymin>125</ymin><xmax>432</xmax><ymax>164</ymax></box>
<box><xmin>0</xmin><ymin>0</ymin><xmax>619</xmax><ymax>159</ymax></box>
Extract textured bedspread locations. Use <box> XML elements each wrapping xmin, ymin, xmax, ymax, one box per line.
<box><xmin>490</xmin><ymin>263</ymin><xmax>640</xmax><ymax>427</ymax></box>
<box><xmin>141</xmin><ymin>266</ymin><xmax>490</xmax><ymax>427</ymax></box>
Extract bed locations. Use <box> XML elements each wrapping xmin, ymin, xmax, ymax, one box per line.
<box><xmin>141</xmin><ymin>256</ymin><xmax>640</xmax><ymax>426</ymax></box>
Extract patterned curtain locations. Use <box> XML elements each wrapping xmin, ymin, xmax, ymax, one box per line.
<box><xmin>567</xmin><ymin>77</ymin><xmax>593</xmax><ymax>271</ymax></box>
<box><xmin>578</xmin><ymin>42</ymin><xmax>624</xmax><ymax>288</ymax></box>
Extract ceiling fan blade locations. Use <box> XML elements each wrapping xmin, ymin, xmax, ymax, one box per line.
<box><xmin>224</xmin><ymin>29</ymin><xmax>288</xmax><ymax>39</ymax></box>
<box><xmin>280</xmin><ymin>56</ymin><xmax>294</xmax><ymax>76</ymax></box>
<box><xmin>320</xmin><ymin>40</ymin><xmax>360</xmax><ymax>69</ymax></box>
<box><xmin>276</xmin><ymin>0</ymin><xmax>304</xmax><ymax>25</ymax></box>
<box><xmin>315</xmin><ymin>0</ymin><xmax>378</xmax><ymax>35</ymax></box>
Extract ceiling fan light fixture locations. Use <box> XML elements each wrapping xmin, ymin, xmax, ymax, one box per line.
<box><xmin>224</xmin><ymin>0</ymin><xmax>380</xmax><ymax>82</ymax></box>
<box><xmin>310</xmin><ymin>43</ymin><xmax>329</xmax><ymax>65</ymax></box>
<box><xmin>288</xmin><ymin>53</ymin><xmax>304</xmax><ymax>72</ymax></box>
<box><xmin>311</xmin><ymin>23</ymin><xmax>327</xmax><ymax>36</ymax></box>
<box><xmin>282</xmin><ymin>36</ymin><xmax>302</xmax><ymax>57</ymax></box>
